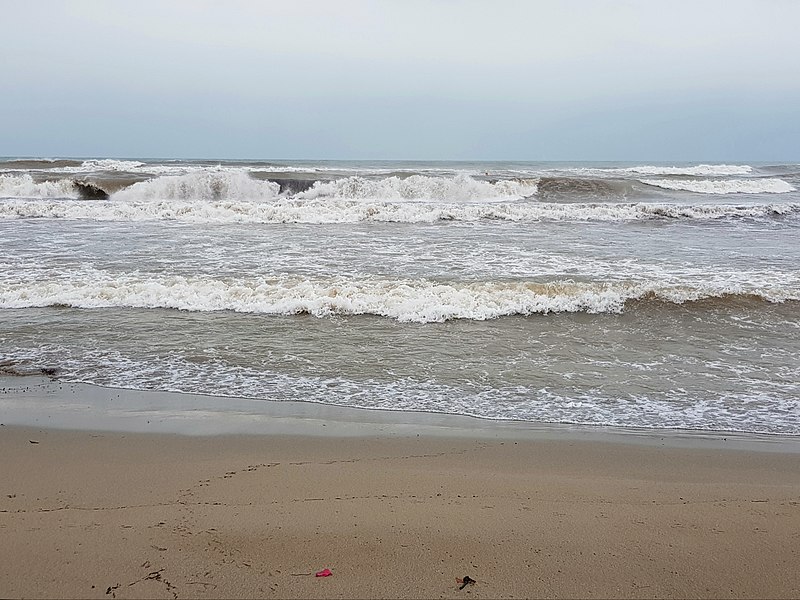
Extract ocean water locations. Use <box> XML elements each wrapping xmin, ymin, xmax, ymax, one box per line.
<box><xmin>1</xmin><ymin>158</ymin><xmax>799</xmax><ymax>434</ymax></box>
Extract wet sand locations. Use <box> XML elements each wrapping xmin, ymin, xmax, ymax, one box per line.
<box><xmin>1</xmin><ymin>418</ymin><xmax>799</xmax><ymax>598</ymax></box>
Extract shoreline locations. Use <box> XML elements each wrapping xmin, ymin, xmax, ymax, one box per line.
<box><xmin>2</xmin><ymin>375</ymin><xmax>799</xmax><ymax>453</ymax></box>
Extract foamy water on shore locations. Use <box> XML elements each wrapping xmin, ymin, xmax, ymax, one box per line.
<box><xmin>1</xmin><ymin>159</ymin><xmax>799</xmax><ymax>434</ymax></box>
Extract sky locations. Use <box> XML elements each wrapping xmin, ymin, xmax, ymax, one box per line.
<box><xmin>2</xmin><ymin>0</ymin><xmax>799</xmax><ymax>160</ymax></box>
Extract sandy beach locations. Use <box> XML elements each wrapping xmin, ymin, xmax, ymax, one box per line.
<box><xmin>1</xmin><ymin>388</ymin><xmax>799</xmax><ymax>599</ymax></box>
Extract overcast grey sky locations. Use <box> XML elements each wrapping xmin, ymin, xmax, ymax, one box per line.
<box><xmin>2</xmin><ymin>0</ymin><xmax>798</xmax><ymax>160</ymax></box>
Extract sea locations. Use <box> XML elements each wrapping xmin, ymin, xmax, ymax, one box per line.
<box><xmin>1</xmin><ymin>158</ymin><xmax>799</xmax><ymax>435</ymax></box>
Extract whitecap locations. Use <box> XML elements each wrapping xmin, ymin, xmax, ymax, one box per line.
<box><xmin>640</xmin><ymin>178</ymin><xmax>795</xmax><ymax>194</ymax></box>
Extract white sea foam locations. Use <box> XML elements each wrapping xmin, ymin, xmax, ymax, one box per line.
<box><xmin>622</xmin><ymin>164</ymin><xmax>753</xmax><ymax>176</ymax></box>
<box><xmin>4</xmin><ymin>345</ymin><xmax>798</xmax><ymax>434</ymax></box>
<box><xmin>56</xmin><ymin>161</ymin><xmax>458</xmax><ymax>178</ymax></box>
<box><xmin>58</xmin><ymin>160</ymin><xmax>272</xmax><ymax>178</ymax></box>
<box><xmin>640</xmin><ymin>178</ymin><xmax>795</xmax><ymax>194</ymax></box>
<box><xmin>298</xmin><ymin>174</ymin><xmax>539</xmax><ymax>202</ymax></box>
<box><xmin>1</xmin><ymin>197</ymin><xmax>798</xmax><ymax>223</ymax></box>
<box><xmin>111</xmin><ymin>171</ymin><xmax>280</xmax><ymax>201</ymax></box>
<box><xmin>567</xmin><ymin>164</ymin><xmax>755</xmax><ymax>177</ymax></box>
<box><xmin>66</xmin><ymin>159</ymin><xmax>147</xmax><ymax>172</ymax></box>
<box><xmin>0</xmin><ymin>174</ymin><xmax>78</xmax><ymax>198</ymax></box>
<box><xmin>0</xmin><ymin>171</ymin><xmax>532</xmax><ymax>205</ymax></box>
<box><xmin>1</xmin><ymin>275</ymin><xmax>797</xmax><ymax>323</ymax></box>
<box><xmin>111</xmin><ymin>172</ymin><xmax>538</xmax><ymax>203</ymax></box>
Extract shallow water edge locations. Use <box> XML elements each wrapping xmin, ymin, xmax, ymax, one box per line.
<box><xmin>2</xmin><ymin>375</ymin><xmax>798</xmax><ymax>454</ymax></box>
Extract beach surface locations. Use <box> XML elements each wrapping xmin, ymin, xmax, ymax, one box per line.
<box><xmin>1</xmin><ymin>389</ymin><xmax>799</xmax><ymax>599</ymax></box>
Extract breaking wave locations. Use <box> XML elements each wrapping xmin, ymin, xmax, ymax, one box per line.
<box><xmin>1</xmin><ymin>171</ymin><xmax>537</xmax><ymax>203</ymax></box>
<box><xmin>640</xmin><ymin>178</ymin><xmax>795</xmax><ymax>194</ymax></box>
<box><xmin>64</xmin><ymin>159</ymin><xmax>147</xmax><ymax>172</ymax></box>
<box><xmin>1</xmin><ymin>197</ymin><xmax>798</xmax><ymax>223</ymax></box>
<box><xmin>297</xmin><ymin>174</ymin><xmax>539</xmax><ymax>201</ymax></box>
<box><xmin>112</xmin><ymin>171</ymin><xmax>281</xmax><ymax>201</ymax></box>
<box><xmin>618</xmin><ymin>164</ymin><xmax>753</xmax><ymax>176</ymax></box>
<box><xmin>1</xmin><ymin>275</ymin><xmax>797</xmax><ymax>323</ymax></box>
<box><xmin>3</xmin><ymin>166</ymin><xmax>796</xmax><ymax>209</ymax></box>
<box><xmin>0</xmin><ymin>174</ymin><xmax>78</xmax><ymax>198</ymax></box>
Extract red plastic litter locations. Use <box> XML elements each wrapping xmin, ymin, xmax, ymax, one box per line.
<box><xmin>315</xmin><ymin>569</ymin><xmax>333</xmax><ymax>577</ymax></box>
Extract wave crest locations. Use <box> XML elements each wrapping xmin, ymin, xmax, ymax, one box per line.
<box><xmin>69</xmin><ymin>159</ymin><xmax>147</xmax><ymax>172</ymax></box>
<box><xmin>111</xmin><ymin>171</ymin><xmax>280</xmax><ymax>201</ymax></box>
<box><xmin>298</xmin><ymin>174</ymin><xmax>539</xmax><ymax>202</ymax></box>
<box><xmin>1</xmin><ymin>275</ymin><xmax>797</xmax><ymax>323</ymax></box>
<box><xmin>0</xmin><ymin>174</ymin><xmax>78</xmax><ymax>198</ymax></box>
<box><xmin>621</xmin><ymin>164</ymin><xmax>753</xmax><ymax>176</ymax></box>
<box><xmin>640</xmin><ymin>178</ymin><xmax>795</xmax><ymax>194</ymax></box>
<box><xmin>1</xmin><ymin>197</ymin><xmax>798</xmax><ymax>223</ymax></box>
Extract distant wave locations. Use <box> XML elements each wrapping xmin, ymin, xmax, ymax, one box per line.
<box><xmin>8</xmin><ymin>158</ymin><xmax>462</xmax><ymax>178</ymax></box>
<box><xmin>1</xmin><ymin>196</ymin><xmax>798</xmax><ymax>223</ymax></box>
<box><xmin>0</xmin><ymin>158</ymin><xmax>143</xmax><ymax>172</ymax></box>
<box><xmin>619</xmin><ymin>164</ymin><xmax>753</xmax><ymax>176</ymax></box>
<box><xmin>640</xmin><ymin>178</ymin><xmax>795</xmax><ymax>194</ymax></box>
<box><xmin>64</xmin><ymin>159</ymin><xmax>147</xmax><ymax>172</ymax></box>
<box><xmin>0</xmin><ymin>159</ymin><xmax>83</xmax><ymax>170</ymax></box>
<box><xmin>0</xmin><ymin>159</ymin><xmax>759</xmax><ymax>179</ymax></box>
<box><xmin>1</xmin><ymin>275</ymin><xmax>797</xmax><ymax>323</ymax></box>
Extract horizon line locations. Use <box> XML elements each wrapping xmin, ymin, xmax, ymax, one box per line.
<box><xmin>2</xmin><ymin>155</ymin><xmax>798</xmax><ymax>164</ymax></box>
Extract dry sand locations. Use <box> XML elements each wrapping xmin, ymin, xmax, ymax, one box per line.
<box><xmin>1</xmin><ymin>422</ymin><xmax>799</xmax><ymax>599</ymax></box>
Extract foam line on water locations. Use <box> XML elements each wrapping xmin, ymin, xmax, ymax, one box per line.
<box><xmin>296</xmin><ymin>174</ymin><xmax>539</xmax><ymax>201</ymax></box>
<box><xmin>640</xmin><ymin>178</ymin><xmax>795</xmax><ymax>194</ymax></box>
<box><xmin>2</xmin><ymin>197</ymin><xmax>798</xmax><ymax>223</ymax></box>
<box><xmin>614</xmin><ymin>164</ymin><xmax>753</xmax><ymax>176</ymax></box>
<box><xmin>1</xmin><ymin>275</ymin><xmax>798</xmax><ymax>322</ymax></box>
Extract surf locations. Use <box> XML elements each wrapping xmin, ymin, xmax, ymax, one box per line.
<box><xmin>1</xmin><ymin>274</ymin><xmax>797</xmax><ymax>323</ymax></box>
<box><xmin>640</xmin><ymin>178</ymin><xmax>795</xmax><ymax>194</ymax></box>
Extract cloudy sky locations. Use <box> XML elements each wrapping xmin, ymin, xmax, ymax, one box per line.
<box><xmin>2</xmin><ymin>0</ymin><xmax>798</xmax><ymax>160</ymax></box>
